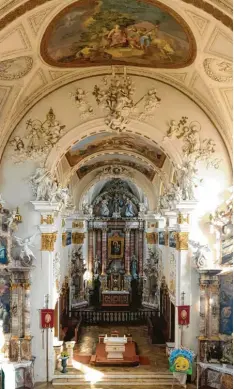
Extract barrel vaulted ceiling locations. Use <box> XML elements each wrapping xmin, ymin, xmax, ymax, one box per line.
<box><xmin>0</xmin><ymin>0</ymin><xmax>232</xmax><ymax>179</ymax></box>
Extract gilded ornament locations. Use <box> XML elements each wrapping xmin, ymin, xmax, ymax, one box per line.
<box><xmin>146</xmin><ymin>232</ymin><xmax>158</xmax><ymax>244</ymax></box>
<box><xmin>155</xmin><ymin>221</ymin><xmax>159</xmax><ymax>228</ymax></box>
<box><xmin>176</xmin><ymin>232</ymin><xmax>189</xmax><ymax>250</ymax></box>
<box><xmin>72</xmin><ymin>221</ymin><xmax>84</xmax><ymax>229</ymax></box>
<box><xmin>72</xmin><ymin>232</ymin><xmax>85</xmax><ymax>244</ymax></box>
<box><xmin>177</xmin><ymin>213</ymin><xmax>189</xmax><ymax>224</ymax></box>
<box><xmin>41</xmin><ymin>214</ymin><xmax>54</xmax><ymax>224</ymax></box>
<box><xmin>62</xmin><ymin>232</ymin><xmax>67</xmax><ymax>247</ymax></box>
<box><xmin>23</xmin><ymin>282</ymin><xmax>31</xmax><ymax>290</ymax></box>
<box><xmin>14</xmin><ymin>207</ymin><xmax>22</xmax><ymax>223</ymax></box>
<box><xmin>41</xmin><ymin>232</ymin><xmax>57</xmax><ymax>251</ymax></box>
<box><xmin>10</xmin><ymin>283</ymin><xmax>18</xmax><ymax>290</ymax></box>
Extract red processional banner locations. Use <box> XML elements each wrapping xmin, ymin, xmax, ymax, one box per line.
<box><xmin>41</xmin><ymin>309</ymin><xmax>54</xmax><ymax>328</ymax></box>
<box><xmin>178</xmin><ymin>305</ymin><xmax>190</xmax><ymax>325</ymax></box>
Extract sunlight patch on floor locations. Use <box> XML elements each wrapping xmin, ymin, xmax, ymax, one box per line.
<box><xmin>72</xmin><ymin>359</ymin><xmax>104</xmax><ymax>383</ymax></box>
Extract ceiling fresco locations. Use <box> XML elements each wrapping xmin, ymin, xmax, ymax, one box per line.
<box><xmin>77</xmin><ymin>158</ymin><xmax>156</xmax><ymax>180</ymax></box>
<box><xmin>66</xmin><ymin>132</ymin><xmax>166</xmax><ymax>168</ymax></box>
<box><xmin>40</xmin><ymin>0</ymin><xmax>196</xmax><ymax>68</ymax></box>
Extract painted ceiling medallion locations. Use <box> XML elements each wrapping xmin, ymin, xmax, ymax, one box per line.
<box><xmin>203</xmin><ymin>58</ymin><xmax>233</xmax><ymax>83</ymax></box>
<box><xmin>0</xmin><ymin>56</ymin><xmax>33</xmax><ymax>80</ymax></box>
<box><xmin>40</xmin><ymin>0</ymin><xmax>196</xmax><ymax>69</ymax></box>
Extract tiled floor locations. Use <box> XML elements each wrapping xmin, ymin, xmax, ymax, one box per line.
<box><xmin>59</xmin><ymin>325</ymin><xmax>169</xmax><ymax>373</ymax></box>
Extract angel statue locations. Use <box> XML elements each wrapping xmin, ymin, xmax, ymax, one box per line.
<box><xmin>7</xmin><ymin>210</ymin><xmax>17</xmax><ymax>230</ymax></box>
<box><xmin>14</xmin><ymin>233</ymin><xmax>38</xmax><ymax>266</ymax></box>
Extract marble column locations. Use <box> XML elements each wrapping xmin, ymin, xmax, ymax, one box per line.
<box><xmin>23</xmin><ymin>281</ymin><xmax>31</xmax><ymax>339</ymax></box>
<box><xmin>174</xmin><ymin>201</ymin><xmax>198</xmax><ymax>349</ymax></box>
<box><xmin>31</xmin><ymin>200</ymin><xmax>61</xmax><ymax>381</ymax></box>
<box><xmin>88</xmin><ymin>228</ymin><xmax>94</xmax><ymax>273</ymax></box>
<box><xmin>101</xmin><ymin>228</ymin><xmax>107</xmax><ymax>274</ymax></box>
<box><xmin>96</xmin><ymin>229</ymin><xmax>102</xmax><ymax>260</ymax></box>
<box><xmin>138</xmin><ymin>228</ymin><xmax>144</xmax><ymax>276</ymax></box>
<box><xmin>125</xmin><ymin>228</ymin><xmax>131</xmax><ymax>275</ymax></box>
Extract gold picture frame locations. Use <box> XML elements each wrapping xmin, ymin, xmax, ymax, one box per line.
<box><xmin>108</xmin><ymin>235</ymin><xmax>124</xmax><ymax>259</ymax></box>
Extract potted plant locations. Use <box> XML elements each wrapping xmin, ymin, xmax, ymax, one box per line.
<box><xmin>60</xmin><ymin>351</ymin><xmax>69</xmax><ymax>373</ymax></box>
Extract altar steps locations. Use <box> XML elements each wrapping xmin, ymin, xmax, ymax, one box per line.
<box><xmin>52</xmin><ymin>372</ymin><xmax>182</xmax><ymax>386</ymax></box>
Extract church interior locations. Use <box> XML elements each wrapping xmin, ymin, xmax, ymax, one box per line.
<box><xmin>0</xmin><ymin>0</ymin><xmax>232</xmax><ymax>388</ymax></box>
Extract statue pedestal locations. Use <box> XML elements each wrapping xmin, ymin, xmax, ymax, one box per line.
<box><xmin>65</xmin><ymin>341</ymin><xmax>75</xmax><ymax>367</ymax></box>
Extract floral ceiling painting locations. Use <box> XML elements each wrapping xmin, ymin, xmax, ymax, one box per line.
<box><xmin>41</xmin><ymin>0</ymin><xmax>196</xmax><ymax>68</ymax></box>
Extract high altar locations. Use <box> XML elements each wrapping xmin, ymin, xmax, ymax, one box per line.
<box><xmin>86</xmin><ymin>179</ymin><xmax>146</xmax><ymax>307</ymax></box>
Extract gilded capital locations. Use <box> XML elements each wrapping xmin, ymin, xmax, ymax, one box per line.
<box><xmin>72</xmin><ymin>221</ymin><xmax>84</xmax><ymax>229</ymax></box>
<box><xmin>23</xmin><ymin>282</ymin><xmax>31</xmax><ymax>290</ymax></box>
<box><xmin>41</xmin><ymin>232</ymin><xmax>57</xmax><ymax>251</ymax></box>
<box><xmin>41</xmin><ymin>214</ymin><xmax>54</xmax><ymax>224</ymax></box>
<box><xmin>72</xmin><ymin>232</ymin><xmax>85</xmax><ymax>244</ymax></box>
<box><xmin>10</xmin><ymin>283</ymin><xmax>18</xmax><ymax>290</ymax></box>
<box><xmin>146</xmin><ymin>232</ymin><xmax>158</xmax><ymax>244</ymax></box>
<box><xmin>177</xmin><ymin>213</ymin><xmax>189</xmax><ymax>224</ymax></box>
<box><xmin>176</xmin><ymin>232</ymin><xmax>189</xmax><ymax>250</ymax></box>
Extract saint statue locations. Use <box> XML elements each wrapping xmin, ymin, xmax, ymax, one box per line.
<box><xmin>125</xmin><ymin>198</ymin><xmax>135</xmax><ymax>217</ymax></box>
<box><xmin>94</xmin><ymin>256</ymin><xmax>101</xmax><ymax>275</ymax></box>
<box><xmin>100</xmin><ymin>199</ymin><xmax>109</xmax><ymax>217</ymax></box>
<box><xmin>130</xmin><ymin>255</ymin><xmax>138</xmax><ymax>279</ymax></box>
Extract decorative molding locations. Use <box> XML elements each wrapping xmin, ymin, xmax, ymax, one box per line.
<box><xmin>72</xmin><ymin>221</ymin><xmax>84</xmax><ymax>229</ymax></box>
<box><xmin>40</xmin><ymin>214</ymin><xmax>54</xmax><ymax>224</ymax></box>
<box><xmin>41</xmin><ymin>232</ymin><xmax>57</xmax><ymax>251</ymax></box>
<box><xmin>185</xmin><ymin>10</ymin><xmax>209</xmax><ymax>36</ymax></box>
<box><xmin>176</xmin><ymin>232</ymin><xmax>189</xmax><ymax>251</ymax></box>
<box><xmin>203</xmin><ymin>58</ymin><xmax>232</xmax><ymax>83</ymax></box>
<box><xmin>0</xmin><ymin>56</ymin><xmax>33</xmax><ymax>80</ymax></box>
<box><xmin>28</xmin><ymin>5</ymin><xmax>55</xmax><ymax>36</ymax></box>
<box><xmin>0</xmin><ymin>24</ymin><xmax>32</xmax><ymax>58</ymax></box>
<box><xmin>72</xmin><ymin>232</ymin><xmax>85</xmax><ymax>245</ymax></box>
<box><xmin>0</xmin><ymin>0</ymin><xmax>232</xmax><ymax>35</ymax></box>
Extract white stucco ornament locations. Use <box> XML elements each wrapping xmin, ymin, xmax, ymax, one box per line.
<box><xmin>14</xmin><ymin>233</ymin><xmax>38</xmax><ymax>266</ymax></box>
<box><xmin>9</xmin><ymin>108</ymin><xmax>66</xmax><ymax>163</ymax></box>
<box><xmin>29</xmin><ymin>167</ymin><xmax>73</xmax><ymax>208</ymax></box>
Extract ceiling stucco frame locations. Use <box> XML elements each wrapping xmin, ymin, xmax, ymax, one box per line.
<box><xmin>2</xmin><ymin>70</ymin><xmax>232</xmax><ymax>165</ymax></box>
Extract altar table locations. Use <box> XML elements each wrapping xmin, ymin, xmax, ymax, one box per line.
<box><xmin>102</xmin><ymin>291</ymin><xmax>129</xmax><ymax>307</ymax></box>
<box><xmin>104</xmin><ymin>336</ymin><xmax>127</xmax><ymax>359</ymax></box>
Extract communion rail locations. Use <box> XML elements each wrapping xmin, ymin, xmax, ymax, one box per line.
<box><xmin>70</xmin><ymin>309</ymin><xmax>159</xmax><ymax>325</ymax></box>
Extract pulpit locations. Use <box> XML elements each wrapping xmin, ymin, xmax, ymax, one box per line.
<box><xmin>104</xmin><ymin>336</ymin><xmax>127</xmax><ymax>360</ymax></box>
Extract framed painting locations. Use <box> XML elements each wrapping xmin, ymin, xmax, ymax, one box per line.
<box><xmin>219</xmin><ymin>272</ymin><xmax>233</xmax><ymax>335</ymax></box>
<box><xmin>158</xmin><ymin>231</ymin><xmax>165</xmax><ymax>246</ymax></box>
<box><xmin>0</xmin><ymin>231</ymin><xmax>11</xmax><ymax>267</ymax></box>
<box><xmin>41</xmin><ymin>0</ymin><xmax>196</xmax><ymax>69</ymax></box>
<box><xmin>0</xmin><ymin>274</ymin><xmax>11</xmax><ymax>333</ymax></box>
<box><xmin>108</xmin><ymin>235</ymin><xmax>124</xmax><ymax>259</ymax></box>
<box><xmin>169</xmin><ymin>231</ymin><xmax>176</xmax><ymax>248</ymax></box>
<box><xmin>221</xmin><ymin>223</ymin><xmax>233</xmax><ymax>265</ymax></box>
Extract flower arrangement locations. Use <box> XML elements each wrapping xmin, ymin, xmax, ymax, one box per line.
<box><xmin>60</xmin><ymin>351</ymin><xmax>69</xmax><ymax>358</ymax></box>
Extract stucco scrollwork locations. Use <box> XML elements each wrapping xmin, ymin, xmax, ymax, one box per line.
<box><xmin>92</xmin><ymin>70</ymin><xmax>161</xmax><ymax>132</ymax></box>
<box><xmin>9</xmin><ymin>108</ymin><xmax>66</xmax><ymax>163</ymax></box>
<box><xmin>203</xmin><ymin>58</ymin><xmax>233</xmax><ymax>83</ymax></box>
<box><xmin>96</xmin><ymin>165</ymin><xmax>133</xmax><ymax>179</ymax></box>
<box><xmin>70</xmin><ymin>87</ymin><xmax>94</xmax><ymax>119</ymax></box>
